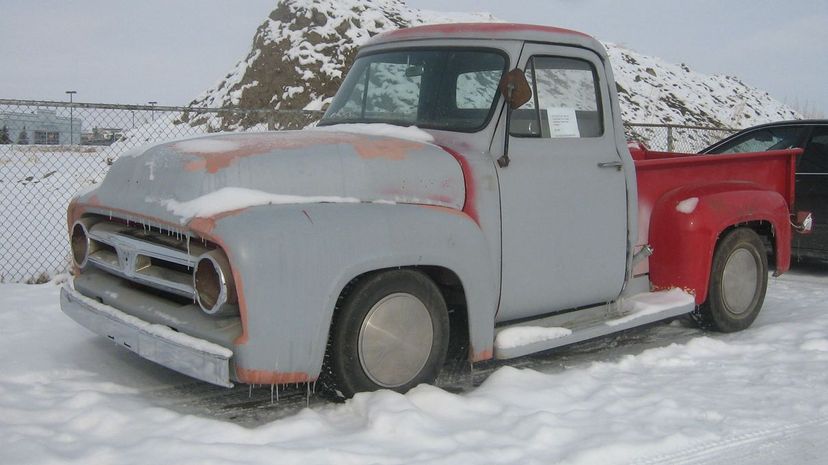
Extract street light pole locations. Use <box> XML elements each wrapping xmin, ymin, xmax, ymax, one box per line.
<box><xmin>65</xmin><ymin>90</ymin><xmax>77</xmax><ymax>145</ymax></box>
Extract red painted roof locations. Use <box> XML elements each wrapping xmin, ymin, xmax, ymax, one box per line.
<box><xmin>373</xmin><ymin>22</ymin><xmax>592</xmax><ymax>43</ymax></box>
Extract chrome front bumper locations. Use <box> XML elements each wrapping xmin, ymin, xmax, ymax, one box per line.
<box><xmin>60</xmin><ymin>284</ymin><xmax>234</xmax><ymax>387</ymax></box>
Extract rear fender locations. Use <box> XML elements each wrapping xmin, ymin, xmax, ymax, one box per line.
<box><xmin>648</xmin><ymin>183</ymin><xmax>791</xmax><ymax>304</ymax></box>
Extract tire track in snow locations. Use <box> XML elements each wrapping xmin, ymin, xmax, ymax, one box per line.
<box><xmin>627</xmin><ymin>417</ymin><xmax>828</xmax><ymax>465</ymax></box>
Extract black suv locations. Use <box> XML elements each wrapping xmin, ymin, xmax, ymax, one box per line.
<box><xmin>701</xmin><ymin>120</ymin><xmax>828</xmax><ymax>261</ymax></box>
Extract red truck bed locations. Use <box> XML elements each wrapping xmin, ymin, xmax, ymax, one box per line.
<box><xmin>630</xmin><ymin>146</ymin><xmax>800</xmax><ymax>303</ymax></box>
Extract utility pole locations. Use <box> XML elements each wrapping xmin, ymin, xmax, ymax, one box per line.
<box><xmin>66</xmin><ymin>90</ymin><xmax>77</xmax><ymax>145</ymax></box>
<box><xmin>148</xmin><ymin>101</ymin><xmax>158</xmax><ymax>122</ymax></box>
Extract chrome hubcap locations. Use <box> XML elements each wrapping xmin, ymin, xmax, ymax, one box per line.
<box><xmin>722</xmin><ymin>248</ymin><xmax>758</xmax><ymax>315</ymax></box>
<box><xmin>358</xmin><ymin>293</ymin><xmax>433</xmax><ymax>388</ymax></box>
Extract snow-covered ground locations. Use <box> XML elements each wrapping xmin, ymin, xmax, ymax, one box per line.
<box><xmin>2</xmin><ymin>265</ymin><xmax>827</xmax><ymax>465</ymax></box>
<box><xmin>0</xmin><ymin>146</ymin><xmax>109</xmax><ymax>283</ymax></box>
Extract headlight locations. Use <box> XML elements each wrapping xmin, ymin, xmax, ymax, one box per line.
<box><xmin>70</xmin><ymin>221</ymin><xmax>91</xmax><ymax>268</ymax></box>
<box><xmin>193</xmin><ymin>250</ymin><xmax>238</xmax><ymax>316</ymax></box>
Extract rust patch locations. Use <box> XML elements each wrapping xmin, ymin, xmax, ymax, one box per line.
<box><xmin>351</xmin><ymin>138</ymin><xmax>422</xmax><ymax>161</ymax></box>
<box><xmin>176</xmin><ymin>131</ymin><xmax>426</xmax><ymax>173</ymax></box>
<box><xmin>235</xmin><ymin>367</ymin><xmax>312</xmax><ymax>385</ymax></box>
<box><xmin>177</xmin><ymin>132</ymin><xmax>347</xmax><ymax>173</ymax></box>
<box><xmin>439</xmin><ymin>146</ymin><xmax>479</xmax><ymax>225</ymax></box>
<box><xmin>472</xmin><ymin>348</ymin><xmax>494</xmax><ymax>362</ymax></box>
<box><xmin>187</xmin><ymin>207</ymin><xmax>249</xmax><ymax>236</ymax></box>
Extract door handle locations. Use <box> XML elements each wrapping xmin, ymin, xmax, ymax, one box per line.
<box><xmin>598</xmin><ymin>161</ymin><xmax>623</xmax><ymax>171</ymax></box>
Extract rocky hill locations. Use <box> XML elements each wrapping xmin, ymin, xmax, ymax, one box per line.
<box><xmin>185</xmin><ymin>0</ymin><xmax>800</xmax><ymax>138</ymax></box>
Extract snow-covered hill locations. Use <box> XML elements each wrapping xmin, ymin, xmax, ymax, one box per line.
<box><xmin>187</xmin><ymin>0</ymin><xmax>799</xmax><ymax>132</ymax></box>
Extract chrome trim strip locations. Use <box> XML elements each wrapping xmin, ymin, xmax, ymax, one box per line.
<box><xmin>84</xmin><ymin>221</ymin><xmax>201</xmax><ymax>299</ymax></box>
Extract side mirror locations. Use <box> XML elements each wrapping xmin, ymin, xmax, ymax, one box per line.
<box><xmin>499</xmin><ymin>69</ymin><xmax>532</xmax><ymax>109</ymax></box>
<box><xmin>497</xmin><ymin>69</ymin><xmax>532</xmax><ymax>167</ymax></box>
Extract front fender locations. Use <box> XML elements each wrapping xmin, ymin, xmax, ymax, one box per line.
<box><xmin>206</xmin><ymin>203</ymin><xmax>498</xmax><ymax>384</ymax></box>
<box><xmin>648</xmin><ymin>183</ymin><xmax>791</xmax><ymax>304</ymax></box>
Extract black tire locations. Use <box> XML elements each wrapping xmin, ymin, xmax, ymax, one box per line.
<box><xmin>321</xmin><ymin>269</ymin><xmax>450</xmax><ymax>399</ymax></box>
<box><xmin>695</xmin><ymin>228</ymin><xmax>768</xmax><ymax>332</ymax></box>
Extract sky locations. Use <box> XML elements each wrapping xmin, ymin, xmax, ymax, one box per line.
<box><xmin>1</xmin><ymin>0</ymin><xmax>825</xmax><ymax>117</ymax></box>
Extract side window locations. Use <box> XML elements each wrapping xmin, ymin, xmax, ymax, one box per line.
<box><xmin>714</xmin><ymin>127</ymin><xmax>800</xmax><ymax>154</ymax></box>
<box><xmin>798</xmin><ymin>128</ymin><xmax>828</xmax><ymax>173</ymax></box>
<box><xmin>511</xmin><ymin>56</ymin><xmax>603</xmax><ymax>138</ymax></box>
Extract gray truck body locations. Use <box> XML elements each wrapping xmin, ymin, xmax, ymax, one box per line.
<box><xmin>60</xmin><ymin>24</ymin><xmax>791</xmax><ymax>388</ymax></box>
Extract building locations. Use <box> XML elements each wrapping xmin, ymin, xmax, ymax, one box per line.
<box><xmin>0</xmin><ymin>109</ymin><xmax>83</xmax><ymax>145</ymax></box>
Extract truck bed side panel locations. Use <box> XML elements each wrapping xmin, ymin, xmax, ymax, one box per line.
<box><xmin>635</xmin><ymin>149</ymin><xmax>798</xmax><ymax>302</ymax></box>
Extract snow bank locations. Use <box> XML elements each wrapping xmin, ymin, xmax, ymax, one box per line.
<box><xmin>495</xmin><ymin>326</ymin><xmax>573</xmax><ymax>350</ymax></box>
<box><xmin>2</xmin><ymin>270</ymin><xmax>828</xmax><ymax>464</ymax></box>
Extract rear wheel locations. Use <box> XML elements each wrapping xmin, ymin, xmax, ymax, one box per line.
<box><xmin>322</xmin><ymin>269</ymin><xmax>449</xmax><ymax>399</ymax></box>
<box><xmin>696</xmin><ymin>228</ymin><xmax>768</xmax><ymax>332</ymax></box>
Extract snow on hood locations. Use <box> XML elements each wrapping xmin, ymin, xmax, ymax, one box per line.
<box><xmin>77</xmin><ymin>130</ymin><xmax>465</xmax><ymax>225</ymax></box>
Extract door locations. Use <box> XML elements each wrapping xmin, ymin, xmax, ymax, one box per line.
<box><xmin>794</xmin><ymin>126</ymin><xmax>828</xmax><ymax>256</ymax></box>
<box><xmin>496</xmin><ymin>44</ymin><xmax>628</xmax><ymax>322</ymax></box>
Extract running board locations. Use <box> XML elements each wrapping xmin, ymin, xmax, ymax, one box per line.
<box><xmin>494</xmin><ymin>289</ymin><xmax>696</xmax><ymax>360</ymax></box>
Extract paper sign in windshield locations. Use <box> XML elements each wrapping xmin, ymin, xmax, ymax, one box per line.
<box><xmin>546</xmin><ymin>107</ymin><xmax>580</xmax><ymax>138</ymax></box>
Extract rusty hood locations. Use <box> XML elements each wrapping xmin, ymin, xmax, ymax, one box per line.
<box><xmin>75</xmin><ymin>129</ymin><xmax>466</xmax><ymax>225</ymax></box>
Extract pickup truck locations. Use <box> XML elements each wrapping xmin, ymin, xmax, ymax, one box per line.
<box><xmin>60</xmin><ymin>23</ymin><xmax>807</xmax><ymax>398</ymax></box>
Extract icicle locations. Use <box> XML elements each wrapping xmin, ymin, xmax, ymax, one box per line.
<box><xmin>469</xmin><ymin>361</ymin><xmax>475</xmax><ymax>389</ymax></box>
<box><xmin>276</xmin><ymin>384</ymin><xmax>279</xmax><ymax>402</ymax></box>
<box><xmin>270</xmin><ymin>384</ymin><xmax>275</xmax><ymax>404</ymax></box>
<box><xmin>306</xmin><ymin>383</ymin><xmax>311</xmax><ymax>407</ymax></box>
<box><xmin>248</xmin><ymin>384</ymin><xmax>252</xmax><ymax>399</ymax></box>
<box><xmin>186</xmin><ymin>234</ymin><xmax>191</xmax><ymax>258</ymax></box>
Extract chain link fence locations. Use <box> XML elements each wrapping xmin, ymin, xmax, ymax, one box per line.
<box><xmin>624</xmin><ymin>122</ymin><xmax>736</xmax><ymax>153</ymax></box>
<box><xmin>0</xmin><ymin>99</ymin><xmax>323</xmax><ymax>283</ymax></box>
<box><xmin>1</xmin><ymin>98</ymin><xmax>737</xmax><ymax>282</ymax></box>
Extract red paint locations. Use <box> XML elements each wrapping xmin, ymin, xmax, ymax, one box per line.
<box><xmin>472</xmin><ymin>348</ymin><xmax>493</xmax><ymax>362</ymax></box>
<box><xmin>440</xmin><ymin>146</ymin><xmax>480</xmax><ymax>225</ymax></box>
<box><xmin>352</xmin><ymin>138</ymin><xmax>422</xmax><ymax>160</ymax></box>
<box><xmin>186</xmin><ymin>208</ymin><xmax>249</xmax><ymax>235</ymax></box>
<box><xmin>635</xmin><ymin>148</ymin><xmax>799</xmax><ymax>303</ymax></box>
<box><xmin>419</xmin><ymin>204</ymin><xmax>472</xmax><ymax>221</ymax></box>
<box><xmin>177</xmin><ymin>132</ymin><xmax>427</xmax><ymax>174</ymax></box>
<box><xmin>379</xmin><ymin>23</ymin><xmax>591</xmax><ymax>41</ymax></box>
<box><xmin>235</xmin><ymin>367</ymin><xmax>312</xmax><ymax>385</ymax></box>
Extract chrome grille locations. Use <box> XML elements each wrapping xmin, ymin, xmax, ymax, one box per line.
<box><xmin>83</xmin><ymin>220</ymin><xmax>210</xmax><ymax>299</ymax></box>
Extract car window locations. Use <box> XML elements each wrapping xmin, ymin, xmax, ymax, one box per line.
<box><xmin>511</xmin><ymin>56</ymin><xmax>603</xmax><ymax>138</ymax></box>
<box><xmin>711</xmin><ymin>126</ymin><xmax>801</xmax><ymax>154</ymax></box>
<box><xmin>798</xmin><ymin>128</ymin><xmax>828</xmax><ymax>173</ymax></box>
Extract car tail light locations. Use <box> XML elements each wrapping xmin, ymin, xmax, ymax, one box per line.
<box><xmin>794</xmin><ymin>211</ymin><xmax>813</xmax><ymax>234</ymax></box>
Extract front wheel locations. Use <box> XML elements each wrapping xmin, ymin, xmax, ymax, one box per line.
<box><xmin>322</xmin><ymin>269</ymin><xmax>449</xmax><ymax>399</ymax></box>
<box><xmin>695</xmin><ymin>228</ymin><xmax>768</xmax><ymax>332</ymax></box>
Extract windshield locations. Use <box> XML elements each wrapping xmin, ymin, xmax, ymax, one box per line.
<box><xmin>319</xmin><ymin>49</ymin><xmax>507</xmax><ymax>132</ymax></box>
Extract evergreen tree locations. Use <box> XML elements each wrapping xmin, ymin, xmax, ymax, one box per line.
<box><xmin>17</xmin><ymin>126</ymin><xmax>29</xmax><ymax>145</ymax></box>
<box><xmin>0</xmin><ymin>125</ymin><xmax>10</xmax><ymax>144</ymax></box>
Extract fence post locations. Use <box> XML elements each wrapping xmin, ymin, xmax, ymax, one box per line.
<box><xmin>667</xmin><ymin>125</ymin><xmax>674</xmax><ymax>152</ymax></box>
